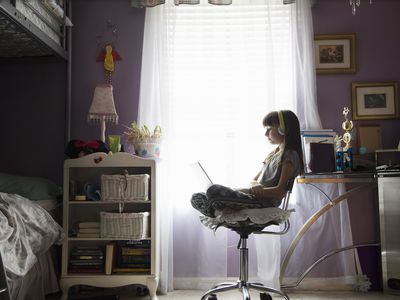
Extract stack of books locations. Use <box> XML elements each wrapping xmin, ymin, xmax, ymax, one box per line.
<box><xmin>69</xmin><ymin>246</ymin><xmax>104</xmax><ymax>273</ymax></box>
<box><xmin>113</xmin><ymin>240</ymin><xmax>151</xmax><ymax>274</ymax></box>
<box><xmin>77</xmin><ymin>221</ymin><xmax>100</xmax><ymax>238</ymax></box>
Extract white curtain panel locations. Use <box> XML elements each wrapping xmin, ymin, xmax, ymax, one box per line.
<box><xmin>138</xmin><ymin>0</ymin><xmax>355</xmax><ymax>293</ymax></box>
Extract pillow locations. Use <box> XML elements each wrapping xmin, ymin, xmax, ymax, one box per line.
<box><xmin>199</xmin><ymin>207</ymin><xmax>294</xmax><ymax>231</ymax></box>
<box><xmin>0</xmin><ymin>172</ymin><xmax>62</xmax><ymax>200</ymax></box>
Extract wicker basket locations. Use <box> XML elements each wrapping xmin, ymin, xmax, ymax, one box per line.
<box><xmin>100</xmin><ymin>211</ymin><xmax>150</xmax><ymax>239</ymax></box>
<box><xmin>101</xmin><ymin>173</ymin><xmax>149</xmax><ymax>201</ymax></box>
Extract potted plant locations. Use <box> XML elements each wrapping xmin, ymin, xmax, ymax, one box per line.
<box><xmin>124</xmin><ymin>122</ymin><xmax>162</xmax><ymax>157</ymax></box>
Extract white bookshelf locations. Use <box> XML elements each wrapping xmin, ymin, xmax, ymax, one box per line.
<box><xmin>59</xmin><ymin>152</ymin><xmax>159</xmax><ymax>300</ymax></box>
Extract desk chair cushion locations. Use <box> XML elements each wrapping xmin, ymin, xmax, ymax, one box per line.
<box><xmin>199</xmin><ymin>207</ymin><xmax>294</xmax><ymax>231</ymax></box>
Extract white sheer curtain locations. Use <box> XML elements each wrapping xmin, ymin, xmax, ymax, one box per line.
<box><xmin>138</xmin><ymin>0</ymin><xmax>355</xmax><ymax>293</ymax></box>
<box><xmin>280</xmin><ymin>0</ymin><xmax>356</xmax><ymax>286</ymax></box>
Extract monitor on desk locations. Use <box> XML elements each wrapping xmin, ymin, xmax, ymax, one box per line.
<box><xmin>376</xmin><ymin>149</ymin><xmax>400</xmax><ymax>169</ymax></box>
<box><xmin>301</xmin><ymin>130</ymin><xmax>336</xmax><ymax>174</ymax></box>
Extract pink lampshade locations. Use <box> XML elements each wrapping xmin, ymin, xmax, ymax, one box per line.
<box><xmin>87</xmin><ymin>84</ymin><xmax>119</xmax><ymax>142</ymax></box>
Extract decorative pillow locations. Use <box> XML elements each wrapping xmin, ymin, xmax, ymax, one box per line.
<box><xmin>0</xmin><ymin>172</ymin><xmax>62</xmax><ymax>200</ymax></box>
<box><xmin>199</xmin><ymin>207</ymin><xmax>294</xmax><ymax>231</ymax></box>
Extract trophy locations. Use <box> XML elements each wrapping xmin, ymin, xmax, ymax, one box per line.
<box><xmin>335</xmin><ymin>107</ymin><xmax>354</xmax><ymax>171</ymax></box>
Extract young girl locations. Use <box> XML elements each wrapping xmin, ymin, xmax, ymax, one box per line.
<box><xmin>191</xmin><ymin>110</ymin><xmax>304</xmax><ymax>218</ymax></box>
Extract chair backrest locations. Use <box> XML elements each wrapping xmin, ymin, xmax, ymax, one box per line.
<box><xmin>253</xmin><ymin>177</ymin><xmax>295</xmax><ymax>236</ymax></box>
<box><xmin>281</xmin><ymin>177</ymin><xmax>295</xmax><ymax>211</ymax></box>
<box><xmin>0</xmin><ymin>252</ymin><xmax>11</xmax><ymax>300</ymax></box>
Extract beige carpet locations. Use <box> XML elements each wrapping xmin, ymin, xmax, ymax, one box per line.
<box><xmin>47</xmin><ymin>288</ymin><xmax>400</xmax><ymax>300</ymax></box>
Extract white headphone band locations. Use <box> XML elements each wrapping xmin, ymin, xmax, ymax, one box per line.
<box><xmin>278</xmin><ymin>110</ymin><xmax>285</xmax><ymax>135</ymax></box>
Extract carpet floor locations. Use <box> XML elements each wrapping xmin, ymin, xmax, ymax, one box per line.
<box><xmin>47</xmin><ymin>288</ymin><xmax>400</xmax><ymax>300</ymax></box>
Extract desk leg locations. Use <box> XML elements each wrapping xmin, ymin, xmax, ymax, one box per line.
<box><xmin>280</xmin><ymin>183</ymin><xmax>376</xmax><ymax>283</ymax></box>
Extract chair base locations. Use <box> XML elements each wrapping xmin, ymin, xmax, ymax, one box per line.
<box><xmin>200</xmin><ymin>280</ymin><xmax>290</xmax><ymax>300</ymax></box>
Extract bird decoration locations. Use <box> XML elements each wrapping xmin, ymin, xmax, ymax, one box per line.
<box><xmin>96</xmin><ymin>44</ymin><xmax>122</xmax><ymax>81</ymax></box>
<box><xmin>96</xmin><ymin>20</ymin><xmax>122</xmax><ymax>83</ymax></box>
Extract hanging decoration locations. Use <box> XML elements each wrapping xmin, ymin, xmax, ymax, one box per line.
<box><xmin>96</xmin><ymin>20</ymin><xmax>122</xmax><ymax>83</ymax></box>
<box><xmin>349</xmin><ymin>0</ymin><xmax>373</xmax><ymax>15</ymax></box>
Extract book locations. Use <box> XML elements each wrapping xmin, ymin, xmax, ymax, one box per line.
<box><xmin>117</xmin><ymin>255</ymin><xmax>151</xmax><ymax>267</ymax></box>
<box><xmin>69</xmin><ymin>259</ymin><xmax>104</xmax><ymax>266</ymax></box>
<box><xmin>105</xmin><ymin>243</ymin><xmax>115</xmax><ymax>275</ymax></box>
<box><xmin>70</xmin><ymin>255</ymin><xmax>104</xmax><ymax>260</ymax></box>
<box><xmin>120</xmin><ymin>248</ymin><xmax>151</xmax><ymax>256</ymax></box>
<box><xmin>71</xmin><ymin>246</ymin><xmax>103</xmax><ymax>256</ymax></box>
<box><xmin>78</xmin><ymin>222</ymin><xmax>101</xmax><ymax>229</ymax></box>
<box><xmin>116</xmin><ymin>239</ymin><xmax>151</xmax><ymax>248</ymax></box>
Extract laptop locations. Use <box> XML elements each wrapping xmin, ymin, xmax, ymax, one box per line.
<box><xmin>191</xmin><ymin>162</ymin><xmax>214</xmax><ymax>189</ymax></box>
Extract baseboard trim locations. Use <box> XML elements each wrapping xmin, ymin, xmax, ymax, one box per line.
<box><xmin>282</xmin><ymin>276</ymin><xmax>356</xmax><ymax>291</ymax></box>
<box><xmin>173</xmin><ymin>276</ymin><xmax>357</xmax><ymax>291</ymax></box>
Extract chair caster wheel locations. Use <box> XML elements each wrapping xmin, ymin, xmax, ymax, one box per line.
<box><xmin>260</xmin><ymin>292</ymin><xmax>272</xmax><ymax>300</ymax></box>
<box><xmin>208</xmin><ymin>293</ymin><xmax>217</xmax><ymax>300</ymax></box>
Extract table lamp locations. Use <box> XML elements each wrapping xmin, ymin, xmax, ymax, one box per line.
<box><xmin>87</xmin><ymin>83</ymin><xmax>119</xmax><ymax>142</ymax></box>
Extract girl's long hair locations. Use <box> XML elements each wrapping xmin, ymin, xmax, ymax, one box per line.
<box><xmin>263</xmin><ymin>110</ymin><xmax>304</xmax><ymax>175</ymax></box>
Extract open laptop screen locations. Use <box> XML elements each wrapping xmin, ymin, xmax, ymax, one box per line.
<box><xmin>191</xmin><ymin>162</ymin><xmax>214</xmax><ymax>189</ymax></box>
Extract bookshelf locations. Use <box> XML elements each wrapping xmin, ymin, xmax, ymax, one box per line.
<box><xmin>59</xmin><ymin>152</ymin><xmax>159</xmax><ymax>300</ymax></box>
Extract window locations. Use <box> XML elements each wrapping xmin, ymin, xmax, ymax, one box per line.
<box><xmin>163</xmin><ymin>1</ymin><xmax>294</xmax><ymax>189</ymax></box>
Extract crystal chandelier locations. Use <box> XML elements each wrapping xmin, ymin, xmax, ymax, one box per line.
<box><xmin>349</xmin><ymin>0</ymin><xmax>373</xmax><ymax>15</ymax></box>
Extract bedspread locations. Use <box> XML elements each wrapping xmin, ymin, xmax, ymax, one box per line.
<box><xmin>0</xmin><ymin>192</ymin><xmax>64</xmax><ymax>278</ymax></box>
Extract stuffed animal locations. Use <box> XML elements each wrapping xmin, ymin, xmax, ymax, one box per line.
<box><xmin>65</xmin><ymin>140</ymin><xmax>109</xmax><ymax>159</ymax></box>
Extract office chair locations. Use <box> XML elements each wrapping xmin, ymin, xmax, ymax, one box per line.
<box><xmin>200</xmin><ymin>179</ymin><xmax>295</xmax><ymax>300</ymax></box>
<box><xmin>0</xmin><ymin>252</ymin><xmax>11</xmax><ymax>300</ymax></box>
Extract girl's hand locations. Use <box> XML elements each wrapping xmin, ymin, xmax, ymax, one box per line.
<box><xmin>250</xmin><ymin>185</ymin><xmax>265</xmax><ymax>199</ymax></box>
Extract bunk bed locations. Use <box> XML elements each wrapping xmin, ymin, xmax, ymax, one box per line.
<box><xmin>0</xmin><ymin>1</ymin><xmax>71</xmax><ymax>299</ymax></box>
<box><xmin>0</xmin><ymin>0</ymin><xmax>71</xmax><ymax>60</ymax></box>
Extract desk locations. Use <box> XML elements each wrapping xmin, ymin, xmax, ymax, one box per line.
<box><xmin>280</xmin><ymin>172</ymin><xmax>378</xmax><ymax>287</ymax></box>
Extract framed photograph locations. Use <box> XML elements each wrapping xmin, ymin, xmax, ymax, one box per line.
<box><xmin>357</xmin><ymin>125</ymin><xmax>382</xmax><ymax>153</ymax></box>
<box><xmin>352</xmin><ymin>82</ymin><xmax>399</xmax><ymax>120</ymax></box>
<box><xmin>314</xmin><ymin>33</ymin><xmax>356</xmax><ymax>74</ymax></box>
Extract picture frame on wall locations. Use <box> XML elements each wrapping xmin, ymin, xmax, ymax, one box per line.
<box><xmin>351</xmin><ymin>82</ymin><xmax>399</xmax><ymax>120</ymax></box>
<box><xmin>314</xmin><ymin>33</ymin><xmax>356</xmax><ymax>74</ymax></box>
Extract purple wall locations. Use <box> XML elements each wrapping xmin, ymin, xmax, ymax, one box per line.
<box><xmin>312</xmin><ymin>0</ymin><xmax>400</xmax><ymax>289</ymax></box>
<box><xmin>70</xmin><ymin>0</ymin><xmax>145</xmax><ymax>143</ymax></box>
<box><xmin>1</xmin><ymin>0</ymin><xmax>399</xmax><ymax>285</ymax></box>
<box><xmin>0</xmin><ymin>61</ymin><xmax>66</xmax><ymax>184</ymax></box>
<box><xmin>313</xmin><ymin>0</ymin><xmax>400</xmax><ymax>150</ymax></box>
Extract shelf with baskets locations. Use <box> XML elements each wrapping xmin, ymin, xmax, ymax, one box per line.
<box><xmin>59</xmin><ymin>152</ymin><xmax>159</xmax><ymax>300</ymax></box>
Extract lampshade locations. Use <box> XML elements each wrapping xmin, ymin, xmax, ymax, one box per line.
<box><xmin>87</xmin><ymin>83</ymin><xmax>119</xmax><ymax>142</ymax></box>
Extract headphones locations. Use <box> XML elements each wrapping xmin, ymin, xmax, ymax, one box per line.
<box><xmin>277</xmin><ymin>110</ymin><xmax>286</xmax><ymax>136</ymax></box>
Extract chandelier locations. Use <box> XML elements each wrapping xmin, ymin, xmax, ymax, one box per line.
<box><xmin>349</xmin><ymin>0</ymin><xmax>372</xmax><ymax>15</ymax></box>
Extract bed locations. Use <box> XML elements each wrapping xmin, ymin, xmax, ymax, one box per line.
<box><xmin>0</xmin><ymin>0</ymin><xmax>72</xmax><ymax>183</ymax></box>
<box><xmin>0</xmin><ymin>2</ymin><xmax>70</xmax><ymax>298</ymax></box>
<box><xmin>0</xmin><ymin>0</ymin><xmax>72</xmax><ymax>60</ymax></box>
<box><xmin>0</xmin><ymin>172</ymin><xmax>65</xmax><ymax>300</ymax></box>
